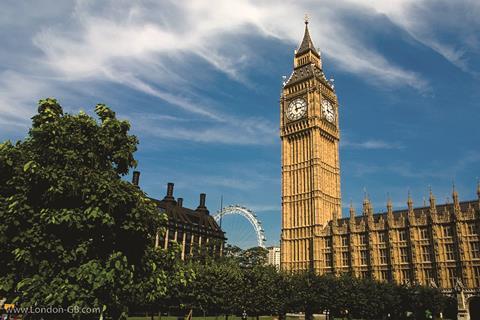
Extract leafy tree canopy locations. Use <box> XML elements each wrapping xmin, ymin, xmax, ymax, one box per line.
<box><xmin>0</xmin><ymin>98</ymin><xmax>186</xmax><ymax>319</ymax></box>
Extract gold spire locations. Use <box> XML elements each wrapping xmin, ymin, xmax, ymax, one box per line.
<box><xmin>407</xmin><ymin>190</ymin><xmax>413</xmax><ymax>209</ymax></box>
<box><xmin>296</xmin><ymin>17</ymin><xmax>319</xmax><ymax>57</ymax></box>
<box><xmin>452</xmin><ymin>182</ymin><xmax>460</xmax><ymax>213</ymax></box>
<box><xmin>452</xmin><ymin>182</ymin><xmax>459</xmax><ymax>203</ymax></box>
<box><xmin>429</xmin><ymin>186</ymin><xmax>436</xmax><ymax>211</ymax></box>
<box><xmin>387</xmin><ymin>195</ymin><xmax>393</xmax><ymax>213</ymax></box>
<box><xmin>349</xmin><ymin>201</ymin><xmax>356</xmax><ymax>218</ymax></box>
<box><xmin>363</xmin><ymin>189</ymin><xmax>370</xmax><ymax>215</ymax></box>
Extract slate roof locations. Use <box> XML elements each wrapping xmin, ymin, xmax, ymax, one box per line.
<box><xmin>151</xmin><ymin>197</ymin><xmax>225</xmax><ymax>238</ymax></box>
<box><xmin>296</xmin><ymin>22</ymin><xmax>320</xmax><ymax>58</ymax></box>
<box><xmin>284</xmin><ymin>63</ymin><xmax>331</xmax><ymax>88</ymax></box>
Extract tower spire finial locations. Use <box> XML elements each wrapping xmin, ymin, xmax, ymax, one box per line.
<box><xmin>296</xmin><ymin>16</ymin><xmax>319</xmax><ymax>58</ymax></box>
<box><xmin>304</xmin><ymin>13</ymin><xmax>309</xmax><ymax>25</ymax></box>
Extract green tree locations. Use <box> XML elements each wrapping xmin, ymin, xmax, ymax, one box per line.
<box><xmin>407</xmin><ymin>285</ymin><xmax>446</xmax><ymax>320</ymax></box>
<box><xmin>0</xmin><ymin>98</ymin><xmax>186</xmax><ymax>319</ymax></box>
<box><xmin>240</xmin><ymin>264</ymin><xmax>280</xmax><ymax>320</ymax></box>
<box><xmin>181</xmin><ymin>257</ymin><xmax>243</xmax><ymax>318</ymax></box>
<box><xmin>240</xmin><ymin>246</ymin><xmax>268</xmax><ymax>267</ymax></box>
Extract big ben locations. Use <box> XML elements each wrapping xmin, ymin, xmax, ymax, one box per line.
<box><xmin>280</xmin><ymin>18</ymin><xmax>342</xmax><ymax>271</ymax></box>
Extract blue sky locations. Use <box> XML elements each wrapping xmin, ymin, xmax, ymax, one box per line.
<box><xmin>1</xmin><ymin>0</ymin><xmax>479</xmax><ymax>248</ymax></box>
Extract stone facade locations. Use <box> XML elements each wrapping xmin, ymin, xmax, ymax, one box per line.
<box><xmin>279</xmin><ymin>20</ymin><xmax>480</xmax><ymax>296</ymax></box>
<box><xmin>280</xmin><ymin>19</ymin><xmax>342</xmax><ymax>273</ymax></box>
<box><xmin>132</xmin><ymin>171</ymin><xmax>225</xmax><ymax>259</ymax></box>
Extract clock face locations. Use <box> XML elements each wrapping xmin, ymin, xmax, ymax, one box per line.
<box><xmin>286</xmin><ymin>98</ymin><xmax>307</xmax><ymax>121</ymax></box>
<box><xmin>322</xmin><ymin>99</ymin><xmax>335</xmax><ymax>123</ymax></box>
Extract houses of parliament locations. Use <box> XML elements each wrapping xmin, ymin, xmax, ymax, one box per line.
<box><xmin>279</xmin><ymin>18</ymin><xmax>480</xmax><ymax>298</ymax></box>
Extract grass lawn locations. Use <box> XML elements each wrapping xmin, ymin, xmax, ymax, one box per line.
<box><xmin>128</xmin><ymin>316</ymin><xmax>276</xmax><ymax>320</ymax></box>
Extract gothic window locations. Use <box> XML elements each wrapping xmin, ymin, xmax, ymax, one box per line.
<box><xmin>445</xmin><ymin>243</ymin><xmax>455</xmax><ymax>261</ymax></box>
<box><xmin>342</xmin><ymin>251</ymin><xmax>349</xmax><ymax>266</ymax></box>
<box><xmin>341</xmin><ymin>236</ymin><xmax>349</xmax><ymax>247</ymax></box>
<box><xmin>420</xmin><ymin>227</ymin><xmax>429</xmax><ymax>239</ymax></box>
<box><xmin>447</xmin><ymin>268</ymin><xmax>456</xmax><ymax>288</ymax></box>
<box><xmin>444</xmin><ymin>225</ymin><xmax>453</xmax><ymax>238</ymax></box>
<box><xmin>325</xmin><ymin>237</ymin><xmax>332</xmax><ymax>248</ymax></box>
<box><xmin>378</xmin><ymin>232</ymin><xmax>386</xmax><ymax>243</ymax></box>
<box><xmin>359</xmin><ymin>233</ymin><xmax>367</xmax><ymax>245</ymax></box>
<box><xmin>380</xmin><ymin>249</ymin><xmax>388</xmax><ymax>265</ymax></box>
<box><xmin>471</xmin><ymin>241</ymin><xmax>480</xmax><ymax>259</ymax></box>
<box><xmin>422</xmin><ymin>246</ymin><xmax>431</xmax><ymax>262</ymax></box>
<box><xmin>399</xmin><ymin>230</ymin><xmax>407</xmax><ymax>242</ymax></box>
<box><xmin>360</xmin><ymin>250</ymin><xmax>368</xmax><ymax>265</ymax></box>
<box><xmin>400</xmin><ymin>247</ymin><xmax>409</xmax><ymax>263</ymax></box>
<box><xmin>325</xmin><ymin>252</ymin><xmax>332</xmax><ymax>267</ymax></box>
<box><xmin>468</xmin><ymin>223</ymin><xmax>478</xmax><ymax>235</ymax></box>
<box><xmin>360</xmin><ymin>270</ymin><xmax>369</xmax><ymax>279</ymax></box>
<box><xmin>424</xmin><ymin>269</ymin><xmax>434</xmax><ymax>283</ymax></box>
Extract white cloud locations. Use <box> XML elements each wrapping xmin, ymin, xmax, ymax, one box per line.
<box><xmin>134</xmin><ymin>113</ymin><xmax>277</xmax><ymax>145</ymax></box>
<box><xmin>341</xmin><ymin>139</ymin><xmax>404</xmax><ymax>150</ymax></box>
<box><xmin>1</xmin><ymin>0</ymin><xmax>478</xmax><ymax>140</ymax></box>
<box><xmin>31</xmin><ymin>0</ymin><xmax>430</xmax><ymax>91</ymax></box>
<box><xmin>353</xmin><ymin>0</ymin><xmax>480</xmax><ymax>74</ymax></box>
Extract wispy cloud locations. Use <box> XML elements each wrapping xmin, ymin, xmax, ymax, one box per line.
<box><xmin>247</xmin><ymin>204</ymin><xmax>281</xmax><ymax>213</ymax></box>
<box><xmin>1</xmin><ymin>0</ymin><xmax>477</xmax><ymax>141</ymax></box>
<box><xmin>341</xmin><ymin>139</ymin><xmax>404</xmax><ymax>150</ymax></box>
<box><xmin>355</xmin><ymin>0</ymin><xmax>480</xmax><ymax>75</ymax></box>
<box><xmin>133</xmin><ymin>113</ymin><xmax>277</xmax><ymax>145</ymax></box>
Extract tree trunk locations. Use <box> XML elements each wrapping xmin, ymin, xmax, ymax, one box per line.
<box><xmin>305</xmin><ymin>306</ymin><xmax>313</xmax><ymax>320</ymax></box>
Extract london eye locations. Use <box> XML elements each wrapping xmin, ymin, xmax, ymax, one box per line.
<box><xmin>213</xmin><ymin>205</ymin><xmax>266</xmax><ymax>249</ymax></box>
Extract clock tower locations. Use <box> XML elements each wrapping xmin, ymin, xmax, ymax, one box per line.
<box><xmin>280</xmin><ymin>19</ymin><xmax>341</xmax><ymax>271</ymax></box>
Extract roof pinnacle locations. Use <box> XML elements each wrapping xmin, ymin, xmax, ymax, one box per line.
<box><xmin>407</xmin><ymin>190</ymin><xmax>413</xmax><ymax>210</ymax></box>
<box><xmin>296</xmin><ymin>17</ymin><xmax>319</xmax><ymax>57</ymax></box>
<box><xmin>349</xmin><ymin>200</ymin><xmax>355</xmax><ymax>218</ymax></box>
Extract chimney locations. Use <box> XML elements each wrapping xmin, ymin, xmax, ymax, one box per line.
<box><xmin>132</xmin><ymin>171</ymin><xmax>140</xmax><ymax>186</ymax></box>
<box><xmin>177</xmin><ymin>198</ymin><xmax>183</xmax><ymax>207</ymax></box>
<box><xmin>163</xmin><ymin>182</ymin><xmax>175</xmax><ymax>202</ymax></box>
<box><xmin>196</xmin><ymin>193</ymin><xmax>209</xmax><ymax>215</ymax></box>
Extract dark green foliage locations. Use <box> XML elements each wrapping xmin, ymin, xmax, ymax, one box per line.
<box><xmin>0</xmin><ymin>98</ymin><xmax>187</xmax><ymax>319</ymax></box>
<box><xmin>178</xmin><ymin>246</ymin><xmax>451</xmax><ymax>320</ymax></box>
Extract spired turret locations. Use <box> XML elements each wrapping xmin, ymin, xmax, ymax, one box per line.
<box><xmin>453</xmin><ymin>184</ymin><xmax>461</xmax><ymax>214</ymax></box>
<box><xmin>407</xmin><ymin>191</ymin><xmax>415</xmax><ymax>223</ymax></box>
<box><xmin>429</xmin><ymin>187</ymin><xmax>437</xmax><ymax>214</ymax></box>
<box><xmin>280</xmin><ymin>18</ymin><xmax>341</xmax><ymax>272</ymax></box>
<box><xmin>387</xmin><ymin>196</ymin><xmax>394</xmax><ymax>225</ymax></box>
<box><xmin>293</xmin><ymin>17</ymin><xmax>322</xmax><ymax>70</ymax></box>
